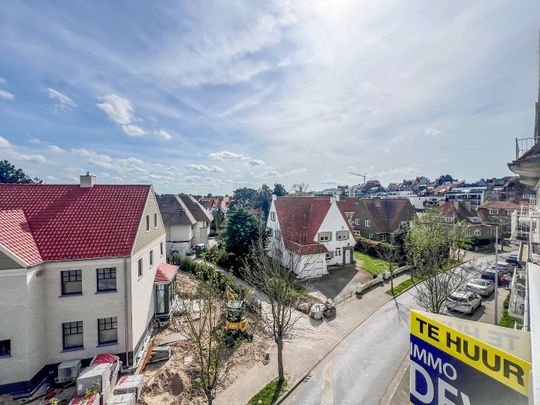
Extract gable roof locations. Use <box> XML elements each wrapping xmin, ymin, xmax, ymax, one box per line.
<box><xmin>0</xmin><ymin>184</ymin><xmax>151</xmax><ymax>263</ymax></box>
<box><xmin>273</xmin><ymin>196</ymin><xmax>353</xmax><ymax>255</ymax></box>
<box><xmin>351</xmin><ymin>198</ymin><xmax>415</xmax><ymax>233</ymax></box>
<box><xmin>439</xmin><ymin>200</ymin><xmax>479</xmax><ymax>223</ymax></box>
<box><xmin>157</xmin><ymin>194</ymin><xmax>197</xmax><ymax>226</ymax></box>
<box><xmin>0</xmin><ymin>209</ymin><xmax>42</xmax><ymax>266</ymax></box>
<box><xmin>178</xmin><ymin>194</ymin><xmax>213</xmax><ymax>222</ymax></box>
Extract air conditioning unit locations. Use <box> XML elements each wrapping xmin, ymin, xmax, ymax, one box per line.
<box><xmin>55</xmin><ymin>359</ymin><xmax>82</xmax><ymax>384</ymax></box>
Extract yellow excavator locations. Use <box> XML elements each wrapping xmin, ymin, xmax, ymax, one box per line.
<box><xmin>224</xmin><ymin>286</ymin><xmax>252</xmax><ymax>346</ymax></box>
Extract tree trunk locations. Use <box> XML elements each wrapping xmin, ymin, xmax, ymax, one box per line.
<box><xmin>390</xmin><ymin>275</ymin><xmax>395</xmax><ymax>297</ymax></box>
<box><xmin>277</xmin><ymin>337</ymin><xmax>285</xmax><ymax>382</ymax></box>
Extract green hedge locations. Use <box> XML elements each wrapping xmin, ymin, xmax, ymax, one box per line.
<box><xmin>168</xmin><ymin>253</ymin><xmax>247</xmax><ymax>298</ymax></box>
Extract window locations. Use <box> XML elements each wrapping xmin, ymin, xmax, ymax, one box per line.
<box><xmin>62</xmin><ymin>321</ymin><xmax>83</xmax><ymax>350</ymax></box>
<box><xmin>154</xmin><ymin>213</ymin><xmax>158</xmax><ymax>228</ymax></box>
<box><xmin>270</xmin><ymin>212</ymin><xmax>276</xmax><ymax>221</ymax></box>
<box><xmin>275</xmin><ymin>230</ymin><xmax>281</xmax><ymax>240</ymax></box>
<box><xmin>267</xmin><ymin>227</ymin><xmax>273</xmax><ymax>238</ymax></box>
<box><xmin>335</xmin><ymin>247</ymin><xmax>341</xmax><ymax>256</ymax></box>
<box><xmin>61</xmin><ymin>270</ymin><xmax>82</xmax><ymax>295</ymax></box>
<box><xmin>489</xmin><ymin>208</ymin><xmax>499</xmax><ymax>215</ymax></box>
<box><xmin>365</xmin><ymin>220</ymin><xmax>370</xmax><ymax>227</ymax></box>
<box><xmin>149</xmin><ymin>250</ymin><xmax>154</xmax><ymax>267</ymax></box>
<box><xmin>337</xmin><ymin>230</ymin><xmax>349</xmax><ymax>241</ymax></box>
<box><xmin>0</xmin><ymin>339</ymin><xmax>11</xmax><ymax>357</ymax></box>
<box><xmin>318</xmin><ymin>232</ymin><xmax>332</xmax><ymax>242</ymax></box>
<box><xmin>138</xmin><ymin>258</ymin><xmax>143</xmax><ymax>277</ymax></box>
<box><xmin>381</xmin><ymin>234</ymin><xmax>387</xmax><ymax>242</ymax></box>
<box><xmin>325</xmin><ymin>252</ymin><xmax>334</xmax><ymax>260</ymax></box>
<box><xmin>354</xmin><ymin>218</ymin><xmax>360</xmax><ymax>226</ymax></box>
<box><xmin>368</xmin><ymin>233</ymin><xmax>374</xmax><ymax>239</ymax></box>
<box><xmin>474</xmin><ymin>229</ymin><xmax>481</xmax><ymax>237</ymax></box>
<box><xmin>97</xmin><ymin>317</ymin><xmax>118</xmax><ymax>345</ymax></box>
<box><xmin>160</xmin><ymin>242</ymin><xmax>164</xmax><ymax>256</ymax></box>
<box><xmin>145</xmin><ymin>215</ymin><xmax>150</xmax><ymax>231</ymax></box>
<box><xmin>97</xmin><ymin>268</ymin><xmax>117</xmax><ymax>292</ymax></box>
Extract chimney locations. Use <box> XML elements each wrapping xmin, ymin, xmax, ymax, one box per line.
<box><xmin>272</xmin><ymin>194</ymin><xmax>277</xmax><ymax>201</ymax></box>
<box><xmin>80</xmin><ymin>172</ymin><xmax>96</xmax><ymax>188</ymax></box>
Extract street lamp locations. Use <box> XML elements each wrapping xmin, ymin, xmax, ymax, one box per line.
<box><xmin>477</xmin><ymin>209</ymin><xmax>510</xmax><ymax>325</ymax></box>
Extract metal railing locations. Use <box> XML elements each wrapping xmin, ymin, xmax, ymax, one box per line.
<box><xmin>515</xmin><ymin>137</ymin><xmax>536</xmax><ymax>160</ymax></box>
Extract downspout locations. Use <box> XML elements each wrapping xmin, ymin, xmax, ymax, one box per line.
<box><xmin>123</xmin><ymin>257</ymin><xmax>130</xmax><ymax>368</ymax></box>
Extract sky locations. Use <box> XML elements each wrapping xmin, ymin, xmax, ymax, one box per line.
<box><xmin>0</xmin><ymin>0</ymin><xmax>539</xmax><ymax>194</ymax></box>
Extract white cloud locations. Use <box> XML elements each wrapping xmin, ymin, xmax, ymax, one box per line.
<box><xmin>47</xmin><ymin>88</ymin><xmax>76</xmax><ymax>111</ymax></box>
<box><xmin>0</xmin><ymin>89</ymin><xmax>14</xmax><ymax>100</ymax></box>
<box><xmin>186</xmin><ymin>163</ymin><xmax>225</xmax><ymax>173</ymax></box>
<box><xmin>0</xmin><ymin>136</ymin><xmax>11</xmax><ymax>148</ymax></box>
<box><xmin>209</xmin><ymin>150</ymin><xmax>248</xmax><ymax>161</ymax></box>
<box><xmin>121</xmin><ymin>124</ymin><xmax>145</xmax><ymax>136</ymax></box>
<box><xmin>248</xmin><ymin>159</ymin><xmax>265</xmax><ymax>166</ymax></box>
<box><xmin>48</xmin><ymin>145</ymin><xmax>65</xmax><ymax>153</ymax></box>
<box><xmin>28</xmin><ymin>137</ymin><xmax>44</xmax><ymax>145</ymax></box>
<box><xmin>156</xmin><ymin>129</ymin><xmax>173</xmax><ymax>141</ymax></box>
<box><xmin>424</xmin><ymin>128</ymin><xmax>442</xmax><ymax>136</ymax></box>
<box><xmin>96</xmin><ymin>94</ymin><xmax>134</xmax><ymax>125</ymax></box>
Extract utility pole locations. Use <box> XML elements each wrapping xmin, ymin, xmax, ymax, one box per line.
<box><xmin>494</xmin><ymin>225</ymin><xmax>499</xmax><ymax>325</ymax></box>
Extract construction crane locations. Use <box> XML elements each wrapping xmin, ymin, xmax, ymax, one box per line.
<box><xmin>349</xmin><ymin>172</ymin><xmax>367</xmax><ymax>184</ymax></box>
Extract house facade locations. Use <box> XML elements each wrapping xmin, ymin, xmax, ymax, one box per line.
<box><xmin>267</xmin><ymin>195</ymin><xmax>356</xmax><ymax>279</ymax></box>
<box><xmin>477</xmin><ymin>200</ymin><xmax>526</xmax><ymax>237</ymax></box>
<box><xmin>157</xmin><ymin>194</ymin><xmax>213</xmax><ymax>254</ymax></box>
<box><xmin>0</xmin><ymin>175</ymin><xmax>176</xmax><ymax>396</ymax></box>
<box><xmin>438</xmin><ymin>200</ymin><xmax>492</xmax><ymax>238</ymax></box>
<box><xmin>344</xmin><ymin>198</ymin><xmax>416</xmax><ymax>242</ymax></box>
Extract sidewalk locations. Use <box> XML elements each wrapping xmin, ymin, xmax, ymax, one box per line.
<box><xmin>215</xmin><ymin>273</ymin><xmax>412</xmax><ymax>405</ymax></box>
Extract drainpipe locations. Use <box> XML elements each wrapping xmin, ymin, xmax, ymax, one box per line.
<box><xmin>123</xmin><ymin>257</ymin><xmax>130</xmax><ymax>368</ymax></box>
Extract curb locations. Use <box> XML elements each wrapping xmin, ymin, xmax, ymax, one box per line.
<box><xmin>276</xmin><ymin>286</ymin><xmax>412</xmax><ymax>404</ymax></box>
<box><xmin>380</xmin><ymin>349</ymin><xmax>410</xmax><ymax>405</ymax></box>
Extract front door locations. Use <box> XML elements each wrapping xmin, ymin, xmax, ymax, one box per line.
<box><xmin>344</xmin><ymin>248</ymin><xmax>351</xmax><ymax>264</ymax></box>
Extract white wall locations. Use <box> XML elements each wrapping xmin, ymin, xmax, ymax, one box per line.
<box><xmin>192</xmin><ymin>221</ymin><xmax>210</xmax><ymax>245</ymax></box>
<box><xmin>168</xmin><ymin>224</ymin><xmax>192</xmax><ymax>243</ymax></box>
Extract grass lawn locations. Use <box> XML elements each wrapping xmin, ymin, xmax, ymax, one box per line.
<box><xmin>354</xmin><ymin>252</ymin><xmax>390</xmax><ymax>275</ymax></box>
<box><xmin>386</xmin><ymin>276</ymin><xmax>420</xmax><ymax>296</ymax></box>
<box><xmin>499</xmin><ymin>295</ymin><xmax>523</xmax><ymax>329</ymax></box>
<box><xmin>248</xmin><ymin>378</ymin><xmax>287</xmax><ymax>405</ymax></box>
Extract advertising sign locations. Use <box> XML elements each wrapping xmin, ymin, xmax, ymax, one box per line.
<box><xmin>410</xmin><ymin>310</ymin><xmax>531</xmax><ymax>405</ymax></box>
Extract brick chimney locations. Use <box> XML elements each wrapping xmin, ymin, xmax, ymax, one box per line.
<box><xmin>80</xmin><ymin>172</ymin><xmax>96</xmax><ymax>188</ymax></box>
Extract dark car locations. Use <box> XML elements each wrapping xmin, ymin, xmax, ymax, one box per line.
<box><xmin>505</xmin><ymin>255</ymin><xmax>523</xmax><ymax>268</ymax></box>
<box><xmin>481</xmin><ymin>269</ymin><xmax>505</xmax><ymax>284</ymax></box>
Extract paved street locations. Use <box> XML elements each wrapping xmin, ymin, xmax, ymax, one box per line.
<box><xmin>283</xmin><ymin>253</ymin><xmax>507</xmax><ymax>405</ymax></box>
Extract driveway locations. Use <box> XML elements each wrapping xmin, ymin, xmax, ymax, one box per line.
<box><xmin>304</xmin><ymin>265</ymin><xmax>373</xmax><ymax>301</ymax></box>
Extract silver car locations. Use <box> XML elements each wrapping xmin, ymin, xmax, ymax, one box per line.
<box><xmin>446</xmin><ymin>291</ymin><xmax>482</xmax><ymax>314</ymax></box>
<box><xmin>466</xmin><ymin>278</ymin><xmax>495</xmax><ymax>297</ymax></box>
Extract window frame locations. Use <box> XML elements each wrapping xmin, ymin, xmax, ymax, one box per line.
<box><xmin>335</xmin><ymin>247</ymin><xmax>342</xmax><ymax>256</ymax></box>
<box><xmin>138</xmin><ymin>258</ymin><xmax>143</xmax><ymax>278</ymax></box>
<box><xmin>318</xmin><ymin>232</ymin><xmax>332</xmax><ymax>242</ymax></box>
<box><xmin>96</xmin><ymin>267</ymin><xmax>117</xmax><ymax>292</ymax></box>
<box><xmin>97</xmin><ymin>317</ymin><xmax>118</xmax><ymax>345</ymax></box>
<box><xmin>145</xmin><ymin>215</ymin><xmax>150</xmax><ymax>231</ymax></box>
<box><xmin>270</xmin><ymin>212</ymin><xmax>276</xmax><ymax>221</ymax></box>
<box><xmin>336</xmin><ymin>230</ymin><xmax>349</xmax><ymax>241</ymax></box>
<box><xmin>365</xmin><ymin>220</ymin><xmax>370</xmax><ymax>227</ymax></box>
<box><xmin>0</xmin><ymin>339</ymin><xmax>11</xmax><ymax>357</ymax></box>
<box><xmin>149</xmin><ymin>250</ymin><xmax>154</xmax><ymax>267</ymax></box>
<box><xmin>62</xmin><ymin>321</ymin><xmax>83</xmax><ymax>350</ymax></box>
<box><xmin>61</xmin><ymin>270</ymin><xmax>82</xmax><ymax>296</ymax></box>
<box><xmin>154</xmin><ymin>213</ymin><xmax>158</xmax><ymax>228</ymax></box>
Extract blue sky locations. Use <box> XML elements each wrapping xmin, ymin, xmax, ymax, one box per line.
<box><xmin>0</xmin><ymin>1</ymin><xmax>539</xmax><ymax>194</ymax></box>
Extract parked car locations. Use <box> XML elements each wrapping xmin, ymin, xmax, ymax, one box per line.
<box><xmin>505</xmin><ymin>255</ymin><xmax>523</xmax><ymax>268</ymax></box>
<box><xmin>481</xmin><ymin>269</ymin><xmax>505</xmax><ymax>284</ymax></box>
<box><xmin>446</xmin><ymin>291</ymin><xmax>482</xmax><ymax>314</ymax></box>
<box><xmin>466</xmin><ymin>279</ymin><xmax>495</xmax><ymax>297</ymax></box>
<box><xmin>491</xmin><ymin>262</ymin><xmax>512</xmax><ymax>273</ymax></box>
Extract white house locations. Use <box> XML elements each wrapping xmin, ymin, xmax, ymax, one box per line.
<box><xmin>266</xmin><ymin>195</ymin><xmax>356</xmax><ymax>279</ymax></box>
<box><xmin>0</xmin><ymin>174</ymin><xmax>177</xmax><ymax>397</ymax></box>
<box><xmin>157</xmin><ymin>194</ymin><xmax>213</xmax><ymax>254</ymax></box>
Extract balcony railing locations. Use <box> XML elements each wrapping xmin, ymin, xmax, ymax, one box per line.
<box><xmin>516</xmin><ymin>137</ymin><xmax>536</xmax><ymax>160</ymax></box>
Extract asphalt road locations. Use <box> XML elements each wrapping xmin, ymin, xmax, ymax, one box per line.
<box><xmin>283</xmin><ymin>254</ymin><xmax>505</xmax><ymax>405</ymax></box>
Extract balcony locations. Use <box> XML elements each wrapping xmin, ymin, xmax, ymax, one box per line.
<box><xmin>509</xmin><ymin>138</ymin><xmax>540</xmax><ymax>187</ymax></box>
<box><xmin>515</xmin><ymin>137</ymin><xmax>536</xmax><ymax>160</ymax></box>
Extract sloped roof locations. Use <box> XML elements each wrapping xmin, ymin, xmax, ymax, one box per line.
<box><xmin>0</xmin><ymin>209</ymin><xmax>42</xmax><ymax>266</ymax></box>
<box><xmin>353</xmin><ymin>198</ymin><xmax>415</xmax><ymax>233</ymax></box>
<box><xmin>0</xmin><ymin>184</ymin><xmax>151</xmax><ymax>262</ymax></box>
<box><xmin>157</xmin><ymin>194</ymin><xmax>196</xmax><ymax>226</ymax></box>
<box><xmin>439</xmin><ymin>200</ymin><xmax>478</xmax><ymax>223</ymax></box>
<box><xmin>178</xmin><ymin>194</ymin><xmax>213</xmax><ymax>222</ymax></box>
<box><xmin>481</xmin><ymin>200</ymin><xmax>527</xmax><ymax>210</ymax></box>
<box><xmin>154</xmin><ymin>262</ymin><xmax>178</xmax><ymax>283</ymax></box>
<box><xmin>274</xmin><ymin>196</ymin><xmax>353</xmax><ymax>255</ymax></box>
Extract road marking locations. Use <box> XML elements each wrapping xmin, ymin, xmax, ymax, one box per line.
<box><xmin>320</xmin><ymin>362</ymin><xmax>334</xmax><ymax>405</ymax></box>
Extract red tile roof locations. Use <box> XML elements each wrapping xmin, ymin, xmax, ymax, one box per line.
<box><xmin>481</xmin><ymin>200</ymin><xmax>528</xmax><ymax>210</ymax></box>
<box><xmin>0</xmin><ymin>184</ymin><xmax>151</xmax><ymax>263</ymax></box>
<box><xmin>154</xmin><ymin>262</ymin><xmax>178</xmax><ymax>283</ymax></box>
<box><xmin>274</xmin><ymin>196</ymin><xmax>353</xmax><ymax>255</ymax></box>
<box><xmin>0</xmin><ymin>209</ymin><xmax>42</xmax><ymax>266</ymax></box>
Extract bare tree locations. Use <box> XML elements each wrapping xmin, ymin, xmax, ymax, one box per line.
<box><xmin>406</xmin><ymin>209</ymin><xmax>470</xmax><ymax>314</ymax></box>
<box><xmin>291</xmin><ymin>183</ymin><xmax>310</xmax><ymax>196</ymax></box>
<box><xmin>244</xmin><ymin>237</ymin><xmax>304</xmax><ymax>382</ymax></box>
<box><xmin>380</xmin><ymin>243</ymin><xmax>400</xmax><ymax>297</ymax></box>
<box><xmin>174</xmin><ymin>280</ymin><xmax>234</xmax><ymax>405</ymax></box>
